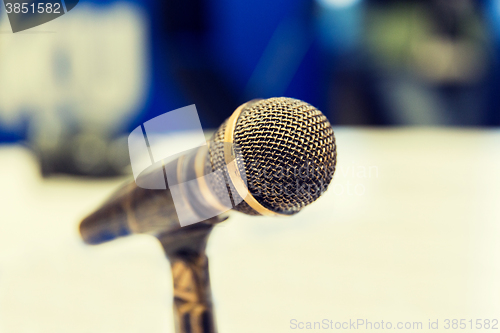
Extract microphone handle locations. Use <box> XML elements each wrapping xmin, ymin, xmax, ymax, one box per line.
<box><xmin>79</xmin><ymin>144</ymin><xmax>227</xmax><ymax>245</ymax></box>
<box><xmin>79</xmin><ymin>171</ymin><xmax>178</xmax><ymax>244</ymax></box>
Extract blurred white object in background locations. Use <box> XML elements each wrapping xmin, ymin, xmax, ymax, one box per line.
<box><xmin>0</xmin><ymin>2</ymin><xmax>148</xmax><ymax>139</ymax></box>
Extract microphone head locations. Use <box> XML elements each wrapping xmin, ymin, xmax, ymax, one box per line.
<box><xmin>207</xmin><ymin>97</ymin><xmax>337</xmax><ymax>216</ymax></box>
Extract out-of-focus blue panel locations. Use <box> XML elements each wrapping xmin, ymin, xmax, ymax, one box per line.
<box><xmin>206</xmin><ymin>0</ymin><xmax>322</xmax><ymax>107</ymax></box>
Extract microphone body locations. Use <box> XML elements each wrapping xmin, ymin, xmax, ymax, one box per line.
<box><xmin>80</xmin><ymin>99</ymin><xmax>251</xmax><ymax>245</ymax></box>
<box><xmin>80</xmin><ymin>97</ymin><xmax>337</xmax><ymax>243</ymax></box>
<box><xmin>79</xmin><ymin>97</ymin><xmax>337</xmax><ymax>333</ymax></box>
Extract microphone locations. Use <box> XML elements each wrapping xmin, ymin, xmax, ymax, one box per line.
<box><xmin>78</xmin><ymin>97</ymin><xmax>337</xmax><ymax>333</ymax></box>
<box><xmin>79</xmin><ymin>97</ymin><xmax>337</xmax><ymax>245</ymax></box>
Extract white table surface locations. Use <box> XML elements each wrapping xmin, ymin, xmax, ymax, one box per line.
<box><xmin>0</xmin><ymin>128</ymin><xmax>499</xmax><ymax>333</ymax></box>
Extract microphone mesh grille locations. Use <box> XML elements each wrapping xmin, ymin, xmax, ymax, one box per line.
<box><xmin>208</xmin><ymin>97</ymin><xmax>336</xmax><ymax>215</ymax></box>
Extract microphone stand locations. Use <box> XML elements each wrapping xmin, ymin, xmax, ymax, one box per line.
<box><xmin>79</xmin><ymin>172</ymin><xmax>226</xmax><ymax>333</ymax></box>
<box><xmin>157</xmin><ymin>217</ymin><xmax>226</xmax><ymax>333</ymax></box>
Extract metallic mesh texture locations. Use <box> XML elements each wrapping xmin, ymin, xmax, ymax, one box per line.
<box><xmin>204</xmin><ymin>120</ymin><xmax>232</xmax><ymax>208</ymax></box>
<box><xmin>207</xmin><ymin>97</ymin><xmax>337</xmax><ymax>216</ymax></box>
<box><xmin>206</xmin><ymin>119</ymin><xmax>260</xmax><ymax>215</ymax></box>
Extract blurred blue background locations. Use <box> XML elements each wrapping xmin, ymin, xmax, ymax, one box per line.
<box><xmin>0</xmin><ymin>0</ymin><xmax>499</xmax><ymax>176</ymax></box>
